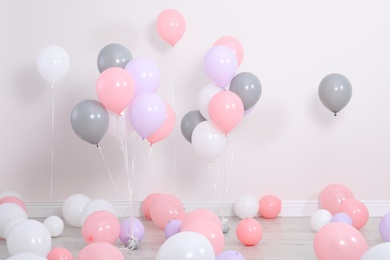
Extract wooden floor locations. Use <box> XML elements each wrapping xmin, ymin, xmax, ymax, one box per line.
<box><xmin>0</xmin><ymin>216</ymin><xmax>382</xmax><ymax>259</ymax></box>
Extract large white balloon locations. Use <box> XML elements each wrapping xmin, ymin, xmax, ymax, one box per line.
<box><xmin>81</xmin><ymin>199</ymin><xmax>116</xmax><ymax>224</ymax></box>
<box><xmin>7</xmin><ymin>219</ymin><xmax>52</xmax><ymax>257</ymax></box>
<box><xmin>36</xmin><ymin>45</ymin><xmax>70</xmax><ymax>85</ymax></box>
<box><xmin>192</xmin><ymin>121</ymin><xmax>226</xmax><ymax>161</ymax></box>
<box><xmin>43</xmin><ymin>215</ymin><xmax>64</xmax><ymax>237</ymax></box>
<box><xmin>62</xmin><ymin>194</ymin><xmax>91</xmax><ymax>227</ymax></box>
<box><xmin>0</xmin><ymin>203</ymin><xmax>28</xmax><ymax>238</ymax></box>
<box><xmin>6</xmin><ymin>253</ymin><xmax>47</xmax><ymax>260</ymax></box>
<box><xmin>156</xmin><ymin>231</ymin><xmax>215</xmax><ymax>260</ymax></box>
<box><xmin>361</xmin><ymin>242</ymin><xmax>390</xmax><ymax>260</ymax></box>
<box><xmin>234</xmin><ymin>194</ymin><xmax>259</xmax><ymax>219</ymax></box>
<box><xmin>310</xmin><ymin>209</ymin><xmax>332</xmax><ymax>232</ymax></box>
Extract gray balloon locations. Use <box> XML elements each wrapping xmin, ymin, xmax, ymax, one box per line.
<box><xmin>229</xmin><ymin>72</ymin><xmax>262</xmax><ymax>111</ymax></box>
<box><xmin>181</xmin><ymin>110</ymin><xmax>206</xmax><ymax>143</ymax></box>
<box><xmin>71</xmin><ymin>99</ymin><xmax>109</xmax><ymax>145</ymax></box>
<box><xmin>318</xmin><ymin>73</ymin><xmax>352</xmax><ymax>115</ymax></box>
<box><xmin>97</xmin><ymin>43</ymin><xmax>133</xmax><ymax>73</ymax></box>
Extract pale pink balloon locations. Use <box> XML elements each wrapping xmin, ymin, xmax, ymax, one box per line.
<box><xmin>142</xmin><ymin>193</ymin><xmax>162</xmax><ymax>219</ymax></box>
<box><xmin>314</xmin><ymin>222</ymin><xmax>368</xmax><ymax>260</ymax></box>
<box><xmin>339</xmin><ymin>199</ymin><xmax>369</xmax><ymax>229</ymax></box>
<box><xmin>82</xmin><ymin>211</ymin><xmax>120</xmax><ymax>244</ymax></box>
<box><xmin>181</xmin><ymin>208</ymin><xmax>222</xmax><ymax>230</ymax></box>
<box><xmin>47</xmin><ymin>247</ymin><xmax>73</xmax><ymax>260</ymax></box>
<box><xmin>236</xmin><ymin>218</ymin><xmax>263</xmax><ymax>246</ymax></box>
<box><xmin>209</xmin><ymin>90</ymin><xmax>244</xmax><ymax>134</ymax></box>
<box><xmin>0</xmin><ymin>196</ymin><xmax>27</xmax><ymax>212</ymax></box>
<box><xmin>96</xmin><ymin>67</ymin><xmax>135</xmax><ymax>114</ymax></box>
<box><xmin>258</xmin><ymin>195</ymin><xmax>282</xmax><ymax>219</ymax></box>
<box><xmin>76</xmin><ymin>242</ymin><xmax>124</xmax><ymax>260</ymax></box>
<box><xmin>147</xmin><ymin>102</ymin><xmax>176</xmax><ymax>145</ymax></box>
<box><xmin>181</xmin><ymin>219</ymin><xmax>225</xmax><ymax>255</ymax></box>
<box><xmin>150</xmin><ymin>194</ymin><xmax>185</xmax><ymax>229</ymax></box>
<box><xmin>319</xmin><ymin>183</ymin><xmax>354</xmax><ymax>215</ymax></box>
<box><xmin>214</xmin><ymin>36</ymin><xmax>244</xmax><ymax>67</ymax></box>
<box><xmin>156</xmin><ymin>9</ymin><xmax>186</xmax><ymax>47</ymax></box>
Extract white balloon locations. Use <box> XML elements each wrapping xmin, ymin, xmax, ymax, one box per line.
<box><xmin>361</xmin><ymin>242</ymin><xmax>390</xmax><ymax>260</ymax></box>
<box><xmin>156</xmin><ymin>231</ymin><xmax>215</xmax><ymax>260</ymax></box>
<box><xmin>2</xmin><ymin>216</ymin><xmax>27</xmax><ymax>239</ymax></box>
<box><xmin>0</xmin><ymin>203</ymin><xmax>28</xmax><ymax>238</ymax></box>
<box><xmin>43</xmin><ymin>215</ymin><xmax>64</xmax><ymax>237</ymax></box>
<box><xmin>107</xmin><ymin>110</ymin><xmax>134</xmax><ymax>141</ymax></box>
<box><xmin>0</xmin><ymin>191</ymin><xmax>23</xmax><ymax>200</ymax></box>
<box><xmin>81</xmin><ymin>199</ymin><xmax>116</xmax><ymax>224</ymax></box>
<box><xmin>192</xmin><ymin>121</ymin><xmax>227</xmax><ymax>161</ymax></box>
<box><xmin>36</xmin><ymin>45</ymin><xmax>70</xmax><ymax>84</ymax></box>
<box><xmin>234</xmin><ymin>194</ymin><xmax>259</xmax><ymax>219</ymax></box>
<box><xmin>62</xmin><ymin>194</ymin><xmax>91</xmax><ymax>227</ymax></box>
<box><xmin>6</xmin><ymin>252</ymin><xmax>47</xmax><ymax>260</ymax></box>
<box><xmin>7</xmin><ymin>219</ymin><xmax>52</xmax><ymax>257</ymax></box>
<box><xmin>197</xmin><ymin>84</ymin><xmax>222</xmax><ymax>120</ymax></box>
<box><xmin>310</xmin><ymin>209</ymin><xmax>332</xmax><ymax>232</ymax></box>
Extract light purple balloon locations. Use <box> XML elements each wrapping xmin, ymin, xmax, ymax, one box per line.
<box><xmin>164</xmin><ymin>220</ymin><xmax>182</xmax><ymax>239</ymax></box>
<box><xmin>124</xmin><ymin>57</ymin><xmax>160</xmax><ymax>95</ymax></box>
<box><xmin>379</xmin><ymin>212</ymin><xmax>390</xmax><ymax>242</ymax></box>
<box><xmin>330</xmin><ymin>212</ymin><xmax>353</xmax><ymax>225</ymax></box>
<box><xmin>119</xmin><ymin>217</ymin><xmax>145</xmax><ymax>244</ymax></box>
<box><xmin>216</xmin><ymin>250</ymin><xmax>245</xmax><ymax>260</ymax></box>
<box><xmin>204</xmin><ymin>45</ymin><xmax>238</xmax><ymax>88</ymax></box>
<box><xmin>127</xmin><ymin>92</ymin><xmax>166</xmax><ymax>138</ymax></box>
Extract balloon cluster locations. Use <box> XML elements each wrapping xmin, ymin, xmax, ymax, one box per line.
<box><xmin>181</xmin><ymin>36</ymin><xmax>262</xmax><ymax>161</ymax></box>
<box><xmin>70</xmin><ymin>42</ymin><xmax>176</xmax><ymax>146</ymax></box>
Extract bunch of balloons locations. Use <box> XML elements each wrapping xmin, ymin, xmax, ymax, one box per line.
<box><xmin>181</xmin><ymin>36</ymin><xmax>262</xmax><ymax>161</ymax></box>
<box><xmin>70</xmin><ymin>43</ymin><xmax>176</xmax><ymax>146</ymax></box>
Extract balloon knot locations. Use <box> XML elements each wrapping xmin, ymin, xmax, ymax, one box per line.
<box><xmin>334</xmin><ymin>113</ymin><xmax>338</xmax><ymax>117</ymax></box>
<box><xmin>96</xmin><ymin>144</ymin><xmax>100</xmax><ymax>148</ymax></box>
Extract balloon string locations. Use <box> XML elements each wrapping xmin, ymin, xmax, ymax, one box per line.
<box><xmin>97</xmin><ymin>144</ymin><xmax>120</xmax><ymax>197</ymax></box>
<box><xmin>333</xmin><ymin>115</ymin><xmax>340</xmax><ymax>184</ymax></box>
<box><xmin>50</xmin><ymin>84</ymin><xmax>54</xmax><ymax>215</ymax></box>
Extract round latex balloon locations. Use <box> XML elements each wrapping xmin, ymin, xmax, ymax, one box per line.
<box><xmin>81</xmin><ymin>199</ymin><xmax>116</xmax><ymax>224</ymax></box>
<box><xmin>310</xmin><ymin>209</ymin><xmax>332</xmax><ymax>232</ymax></box>
<box><xmin>97</xmin><ymin>43</ymin><xmax>132</xmax><ymax>73</ymax></box>
<box><xmin>37</xmin><ymin>45</ymin><xmax>70</xmax><ymax>85</ymax></box>
<box><xmin>214</xmin><ymin>36</ymin><xmax>244</xmax><ymax>67</ymax></box>
<box><xmin>236</xmin><ymin>218</ymin><xmax>263</xmax><ymax>246</ymax></box>
<box><xmin>229</xmin><ymin>72</ymin><xmax>262</xmax><ymax>111</ymax></box>
<box><xmin>62</xmin><ymin>194</ymin><xmax>91</xmax><ymax>227</ymax></box>
<box><xmin>43</xmin><ymin>216</ymin><xmax>64</xmax><ymax>237</ymax></box>
<box><xmin>156</xmin><ymin>9</ymin><xmax>186</xmax><ymax>47</ymax></box>
<box><xmin>361</xmin><ymin>242</ymin><xmax>390</xmax><ymax>260</ymax></box>
<box><xmin>234</xmin><ymin>194</ymin><xmax>259</xmax><ymax>219</ymax></box>
<box><xmin>47</xmin><ymin>247</ymin><xmax>74</xmax><ymax>260</ymax></box>
<box><xmin>180</xmin><ymin>110</ymin><xmax>206</xmax><ymax>143</ymax></box>
<box><xmin>76</xmin><ymin>242</ymin><xmax>124</xmax><ymax>260</ymax></box>
<box><xmin>319</xmin><ymin>183</ymin><xmax>354</xmax><ymax>215</ymax></box>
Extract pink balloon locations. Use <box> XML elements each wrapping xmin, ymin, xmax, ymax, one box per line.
<box><xmin>96</xmin><ymin>67</ymin><xmax>135</xmax><ymax>114</ymax></box>
<box><xmin>127</xmin><ymin>92</ymin><xmax>166</xmax><ymax>138</ymax></box>
<box><xmin>339</xmin><ymin>199</ymin><xmax>369</xmax><ymax>229</ymax></box>
<box><xmin>156</xmin><ymin>9</ymin><xmax>186</xmax><ymax>47</ymax></box>
<box><xmin>204</xmin><ymin>45</ymin><xmax>238</xmax><ymax>88</ymax></box>
<box><xmin>142</xmin><ymin>193</ymin><xmax>162</xmax><ymax>219</ymax></box>
<box><xmin>0</xmin><ymin>196</ymin><xmax>27</xmax><ymax>213</ymax></box>
<box><xmin>76</xmin><ymin>242</ymin><xmax>124</xmax><ymax>260</ymax></box>
<box><xmin>124</xmin><ymin>57</ymin><xmax>160</xmax><ymax>95</ymax></box>
<box><xmin>236</xmin><ymin>218</ymin><xmax>263</xmax><ymax>246</ymax></box>
<box><xmin>214</xmin><ymin>36</ymin><xmax>244</xmax><ymax>67</ymax></box>
<box><xmin>181</xmin><ymin>208</ymin><xmax>222</xmax><ymax>230</ymax></box>
<box><xmin>319</xmin><ymin>183</ymin><xmax>354</xmax><ymax>215</ymax></box>
<box><xmin>181</xmin><ymin>219</ymin><xmax>225</xmax><ymax>255</ymax></box>
<box><xmin>82</xmin><ymin>210</ymin><xmax>120</xmax><ymax>244</ymax></box>
<box><xmin>314</xmin><ymin>222</ymin><xmax>368</xmax><ymax>260</ymax></box>
<box><xmin>209</xmin><ymin>90</ymin><xmax>244</xmax><ymax>134</ymax></box>
<box><xmin>47</xmin><ymin>247</ymin><xmax>73</xmax><ymax>260</ymax></box>
<box><xmin>258</xmin><ymin>195</ymin><xmax>282</xmax><ymax>219</ymax></box>
<box><xmin>147</xmin><ymin>102</ymin><xmax>176</xmax><ymax>145</ymax></box>
<box><xmin>150</xmin><ymin>194</ymin><xmax>185</xmax><ymax>229</ymax></box>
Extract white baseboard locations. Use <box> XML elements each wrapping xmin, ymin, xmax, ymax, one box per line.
<box><xmin>25</xmin><ymin>200</ymin><xmax>390</xmax><ymax>218</ymax></box>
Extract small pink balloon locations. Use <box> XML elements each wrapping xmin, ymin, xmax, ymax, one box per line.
<box><xmin>214</xmin><ymin>36</ymin><xmax>244</xmax><ymax>67</ymax></box>
<box><xmin>0</xmin><ymin>196</ymin><xmax>27</xmax><ymax>212</ymax></box>
<box><xmin>314</xmin><ymin>222</ymin><xmax>368</xmax><ymax>260</ymax></box>
<box><xmin>258</xmin><ymin>195</ymin><xmax>282</xmax><ymax>219</ymax></box>
<box><xmin>150</xmin><ymin>194</ymin><xmax>185</xmax><ymax>229</ymax></box>
<box><xmin>339</xmin><ymin>198</ymin><xmax>369</xmax><ymax>229</ymax></box>
<box><xmin>319</xmin><ymin>183</ymin><xmax>354</xmax><ymax>215</ymax></box>
<box><xmin>142</xmin><ymin>193</ymin><xmax>161</xmax><ymax>219</ymax></box>
<box><xmin>181</xmin><ymin>208</ymin><xmax>222</xmax><ymax>230</ymax></box>
<box><xmin>156</xmin><ymin>9</ymin><xmax>186</xmax><ymax>47</ymax></box>
<box><xmin>82</xmin><ymin>210</ymin><xmax>120</xmax><ymax>244</ymax></box>
<box><xmin>76</xmin><ymin>242</ymin><xmax>124</xmax><ymax>260</ymax></box>
<box><xmin>236</xmin><ymin>218</ymin><xmax>263</xmax><ymax>246</ymax></box>
<box><xmin>47</xmin><ymin>247</ymin><xmax>73</xmax><ymax>260</ymax></box>
<box><xmin>181</xmin><ymin>219</ymin><xmax>225</xmax><ymax>255</ymax></box>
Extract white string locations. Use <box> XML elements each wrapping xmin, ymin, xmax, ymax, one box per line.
<box><xmin>50</xmin><ymin>84</ymin><xmax>54</xmax><ymax>215</ymax></box>
<box><xmin>97</xmin><ymin>144</ymin><xmax>120</xmax><ymax>197</ymax></box>
<box><xmin>333</xmin><ymin>114</ymin><xmax>340</xmax><ymax>183</ymax></box>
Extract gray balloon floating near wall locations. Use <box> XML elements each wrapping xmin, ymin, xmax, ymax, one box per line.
<box><xmin>229</xmin><ymin>72</ymin><xmax>262</xmax><ymax>111</ymax></box>
<box><xmin>97</xmin><ymin>43</ymin><xmax>133</xmax><ymax>73</ymax></box>
<box><xmin>318</xmin><ymin>73</ymin><xmax>352</xmax><ymax>115</ymax></box>
<box><xmin>180</xmin><ymin>110</ymin><xmax>206</xmax><ymax>143</ymax></box>
<box><xmin>70</xmin><ymin>99</ymin><xmax>109</xmax><ymax>145</ymax></box>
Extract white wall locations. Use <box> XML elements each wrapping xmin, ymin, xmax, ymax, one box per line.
<box><xmin>1</xmin><ymin>0</ymin><xmax>390</xmax><ymax>205</ymax></box>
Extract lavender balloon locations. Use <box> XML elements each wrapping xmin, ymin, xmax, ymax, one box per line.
<box><xmin>331</xmin><ymin>212</ymin><xmax>353</xmax><ymax>226</ymax></box>
<box><xmin>216</xmin><ymin>250</ymin><xmax>245</xmax><ymax>260</ymax></box>
<box><xmin>119</xmin><ymin>217</ymin><xmax>145</xmax><ymax>245</ymax></box>
<box><xmin>379</xmin><ymin>212</ymin><xmax>390</xmax><ymax>242</ymax></box>
<box><xmin>124</xmin><ymin>57</ymin><xmax>160</xmax><ymax>95</ymax></box>
<box><xmin>164</xmin><ymin>220</ymin><xmax>182</xmax><ymax>239</ymax></box>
